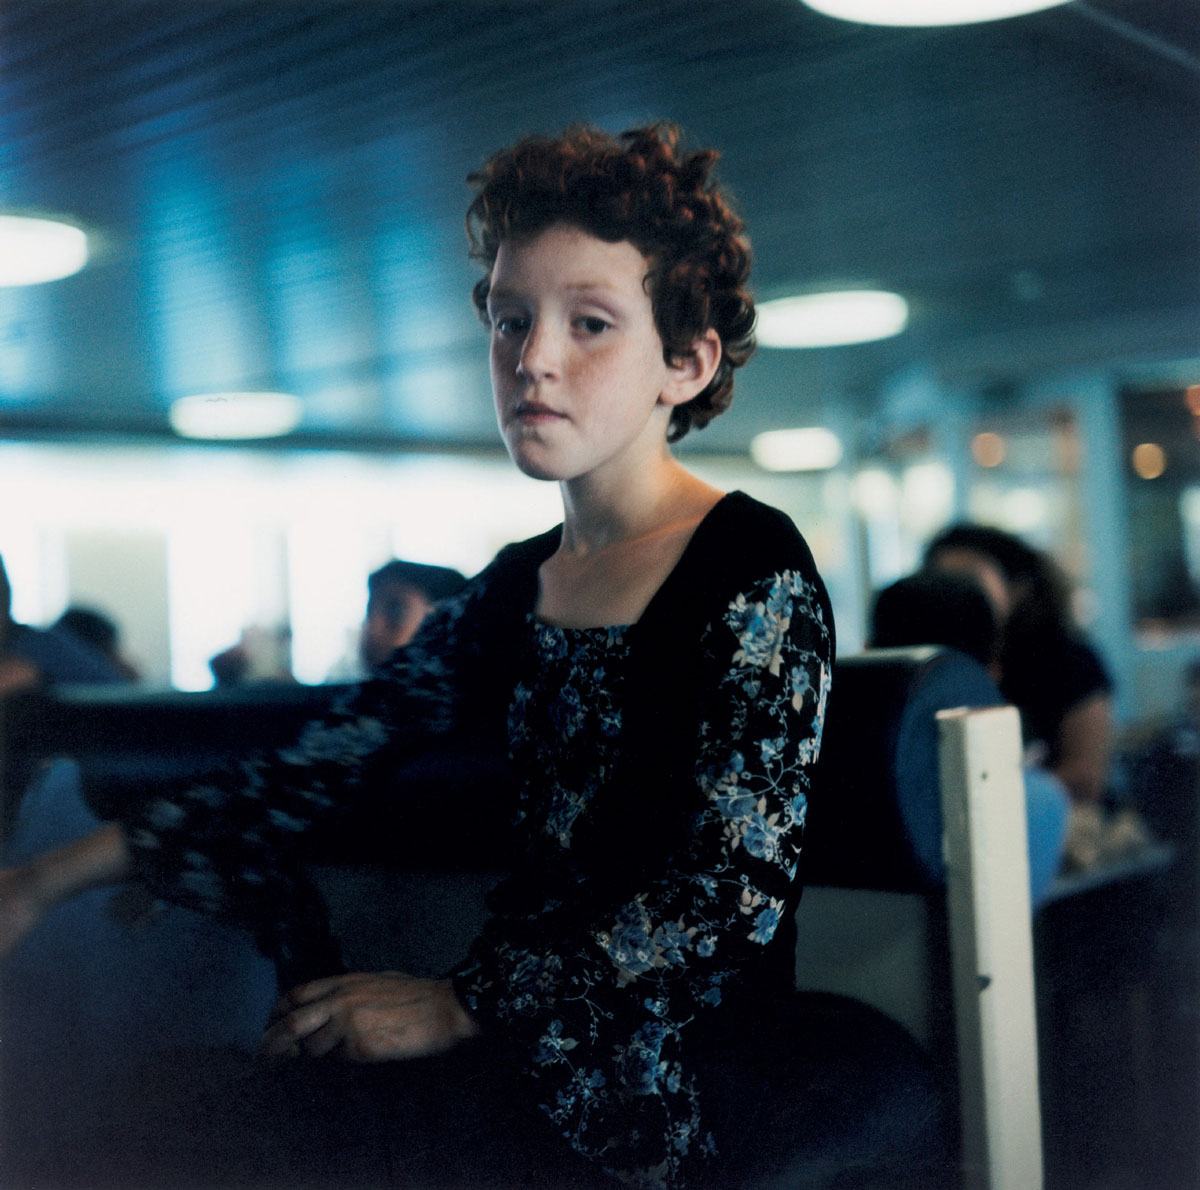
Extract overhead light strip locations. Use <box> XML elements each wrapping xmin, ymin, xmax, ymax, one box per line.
<box><xmin>751</xmin><ymin>427</ymin><xmax>844</xmax><ymax>471</ymax></box>
<box><xmin>169</xmin><ymin>392</ymin><xmax>303</xmax><ymax>440</ymax></box>
<box><xmin>802</xmin><ymin>0</ymin><xmax>1071</xmax><ymax>26</ymax></box>
<box><xmin>0</xmin><ymin>215</ymin><xmax>89</xmax><ymax>286</ymax></box>
<box><xmin>756</xmin><ymin>290</ymin><xmax>909</xmax><ymax>348</ymax></box>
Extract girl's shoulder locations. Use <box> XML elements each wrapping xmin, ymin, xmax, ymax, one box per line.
<box><xmin>642</xmin><ymin>491</ymin><xmax>834</xmax><ymax>650</ymax></box>
<box><xmin>696</xmin><ymin>490</ymin><xmax>814</xmax><ymax>560</ymax></box>
<box><xmin>476</xmin><ymin>524</ymin><xmax>562</xmax><ymax>592</ymax></box>
<box><xmin>675</xmin><ymin>490</ymin><xmax>825</xmax><ymax>598</ymax></box>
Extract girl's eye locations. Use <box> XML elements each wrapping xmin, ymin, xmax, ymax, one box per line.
<box><xmin>577</xmin><ymin>316</ymin><xmax>611</xmax><ymax>335</ymax></box>
<box><xmin>493</xmin><ymin>315</ymin><xmax>529</xmax><ymax>336</ymax></box>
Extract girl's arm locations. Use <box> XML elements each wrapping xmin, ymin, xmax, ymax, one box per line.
<box><xmin>4</xmin><ymin>578</ymin><xmax>498</xmax><ymax>973</ymax></box>
<box><xmin>119</xmin><ymin>585</ymin><xmax>491</xmax><ymax>931</ymax></box>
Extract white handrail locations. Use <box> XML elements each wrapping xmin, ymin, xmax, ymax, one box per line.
<box><xmin>938</xmin><ymin>705</ymin><xmax>1043</xmax><ymax>1190</ymax></box>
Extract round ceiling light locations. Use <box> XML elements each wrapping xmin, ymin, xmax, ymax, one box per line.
<box><xmin>169</xmin><ymin>392</ymin><xmax>303</xmax><ymax>440</ymax></box>
<box><xmin>751</xmin><ymin>427</ymin><xmax>844</xmax><ymax>472</ymax></box>
<box><xmin>0</xmin><ymin>215</ymin><xmax>89</xmax><ymax>286</ymax></box>
<box><xmin>801</xmin><ymin>0</ymin><xmax>1070</xmax><ymax>25</ymax></box>
<box><xmin>756</xmin><ymin>290</ymin><xmax>909</xmax><ymax>348</ymax></box>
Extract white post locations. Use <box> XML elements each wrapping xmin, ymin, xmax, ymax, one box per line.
<box><xmin>938</xmin><ymin>705</ymin><xmax>1043</xmax><ymax>1190</ymax></box>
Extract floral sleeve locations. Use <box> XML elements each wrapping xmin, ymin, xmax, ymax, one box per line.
<box><xmin>455</xmin><ymin>566</ymin><xmax>833</xmax><ymax>1189</ymax></box>
<box><xmin>121</xmin><ymin>583</ymin><xmax>491</xmax><ymax>938</ymax></box>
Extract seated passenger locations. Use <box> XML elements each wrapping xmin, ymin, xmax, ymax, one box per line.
<box><xmin>360</xmin><ymin>560</ymin><xmax>468</xmax><ymax>671</ymax></box>
<box><xmin>55</xmin><ymin>606</ymin><xmax>141</xmax><ymax>682</ymax></box>
<box><xmin>208</xmin><ymin>625</ymin><xmax>297</xmax><ymax>688</ymax></box>
<box><xmin>870</xmin><ymin>569</ymin><xmax>999</xmax><ymax>671</ymax></box>
<box><xmin>0</xmin><ymin>557</ymin><xmax>127</xmax><ymax>693</ymax></box>
<box><xmin>870</xmin><ymin>570</ymin><xmax>1069</xmax><ymax>905</ymax></box>
<box><xmin>0</xmin><ymin>758</ymin><xmax>278</xmax><ymax>1173</ymax></box>
<box><xmin>923</xmin><ymin>524</ymin><xmax>1114</xmax><ymax>808</ymax></box>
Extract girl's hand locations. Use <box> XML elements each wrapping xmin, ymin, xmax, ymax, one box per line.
<box><xmin>262</xmin><ymin>971</ymin><xmax>479</xmax><ymax>1062</ymax></box>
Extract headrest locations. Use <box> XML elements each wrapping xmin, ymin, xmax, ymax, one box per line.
<box><xmin>807</xmin><ymin>646</ymin><xmax>1003</xmax><ymax>892</ymax></box>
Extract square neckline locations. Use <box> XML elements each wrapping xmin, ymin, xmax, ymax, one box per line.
<box><xmin>528</xmin><ymin>491</ymin><xmax>749</xmax><ymax>634</ymax></box>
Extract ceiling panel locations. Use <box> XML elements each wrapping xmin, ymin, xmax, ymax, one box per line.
<box><xmin>0</xmin><ymin>0</ymin><xmax>1196</xmax><ymax>452</ymax></box>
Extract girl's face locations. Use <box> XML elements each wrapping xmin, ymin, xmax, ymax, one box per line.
<box><xmin>486</xmin><ymin>223</ymin><xmax>711</xmax><ymax>485</ymax></box>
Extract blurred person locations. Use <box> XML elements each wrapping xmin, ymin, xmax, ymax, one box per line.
<box><xmin>870</xmin><ymin>570</ymin><xmax>1070</xmax><ymax>903</ymax></box>
<box><xmin>56</xmin><ymin>606</ymin><xmax>141</xmax><ymax>682</ymax></box>
<box><xmin>0</xmin><ymin>557</ymin><xmax>126</xmax><ymax>693</ymax></box>
<box><xmin>360</xmin><ymin>560</ymin><xmax>468</xmax><ymax>671</ymax></box>
<box><xmin>924</xmin><ymin>524</ymin><xmax>1114</xmax><ymax>808</ymax></box>
<box><xmin>870</xmin><ymin>569</ymin><xmax>999</xmax><ymax>671</ymax></box>
<box><xmin>209</xmin><ymin>626</ymin><xmax>296</xmax><ymax>688</ymax></box>
<box><xmin>208</xmin><ymin>639</ymin><xmax>252</xmax><ymax>687</ymax></box>
<box><xmin>0</xmin><ymin>124</ymin><xmax>860</xmax><ymax>1190</ymax></box>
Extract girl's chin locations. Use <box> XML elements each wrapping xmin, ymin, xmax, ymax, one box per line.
<box><xmin>503</xmin><ymin>439</ymin><xmax>575</xmax><ymax>483</ymax></box>
<box><xmin>506</xmin><ymin>449</ymin><xmax>569</xmax><ymax>484</ymax></box>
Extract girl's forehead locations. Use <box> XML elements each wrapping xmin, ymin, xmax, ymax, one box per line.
<box><xmin>491</xmin><ymin>225</ymin><xmax>652</xmax><ymax>290</ymax></box>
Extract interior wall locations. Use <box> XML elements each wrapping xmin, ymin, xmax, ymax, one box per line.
<box><xmin>62</xmin><ymin>529</ymin><xmax>171</xmax><ymax>687</ymax></box>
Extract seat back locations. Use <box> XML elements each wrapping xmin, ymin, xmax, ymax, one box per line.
<box><xmin>804</xmin><ymin>647</ymin><xmax>1042</xmax><ymax>1190</ymax></box>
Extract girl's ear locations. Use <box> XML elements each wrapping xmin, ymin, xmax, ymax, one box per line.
<box><xmin>660</xmin><ymin>328</ymin><xmax>722</xmax><ymax>408</ymax></box>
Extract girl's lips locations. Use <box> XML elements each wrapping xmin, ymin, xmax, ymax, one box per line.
<box><xmin>512</xmin><ymin>404</ymin><xmax>566</xmax><ymax>422</ymax></box>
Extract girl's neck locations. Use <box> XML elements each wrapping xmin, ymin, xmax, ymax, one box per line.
<box><xmin>556</xmin><ymin>454</ymin><xmax>719</xmax><ymax>557</ymax></box>
<box><xmin>536</xmin><ymin>457</ymin><xmax>725</xmax><ymax>629</ymax></box>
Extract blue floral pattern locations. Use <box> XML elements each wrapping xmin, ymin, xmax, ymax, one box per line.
<box><xmin>456</xmin><ymin>566</ymin><xmax>832</xmax><ymax>1187</ymax></box>
<box><xmin>120</xmin><ymin>496</ymin><xmax>833</xmax><ymax>1189</ymax></box>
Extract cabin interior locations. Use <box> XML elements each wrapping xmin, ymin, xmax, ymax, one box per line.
<box><xmin>1</xmin><ymin>2</ymin><xmax>1198</xmax><ymax>1187</ymax></box>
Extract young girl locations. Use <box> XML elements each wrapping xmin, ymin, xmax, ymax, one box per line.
<box><xmin>0</xmin><ymin>124</ymin><xmax>834</xmax><ymax>1189</ymax></box>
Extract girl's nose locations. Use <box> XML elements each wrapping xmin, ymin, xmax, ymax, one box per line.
<box><xmin>516</xmin><ymin>320</ymin><xmax>560</xmax><ymax>381</ymax></box>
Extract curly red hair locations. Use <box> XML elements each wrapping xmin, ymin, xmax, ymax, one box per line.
<box><xmin>466</xmin><ymin>123</ymin><xmax>755</xmax><ymax>442</ymax></box>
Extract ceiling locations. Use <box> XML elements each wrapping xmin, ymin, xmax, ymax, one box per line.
<box><xmin>0</xmin><ymin>0</ymin><xmax>1197</xmax><ymax>456</ymax></box>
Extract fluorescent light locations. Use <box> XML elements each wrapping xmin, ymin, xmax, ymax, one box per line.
<box><xmin>169</xmin><ymin>392</ymin><xmax>303</xmax><ymax>440</ymax></box>
<box><xmin>751</xmin><ymin>427</ymin><xmax>844</xmax><ymax>472</ymax></box>
<box><xmin>0</xmin><ymin>215</ymin><xmax>89</xmax><ymax>286</ymax></box>
<box><xmin>756</xmin><ymin>290</ymin><xmax>908</xmax><ymax>348</ymax></box>
<box><xmin>801</xmin><ymin>0</ymin><xmax>1070</xmax><ymax>26</ymax></box>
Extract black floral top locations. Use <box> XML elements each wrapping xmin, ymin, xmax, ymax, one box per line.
<box><xmin>122</xmin><ymin>492</ymin><xmax>834</xmax><ymax>1189</ymax></box>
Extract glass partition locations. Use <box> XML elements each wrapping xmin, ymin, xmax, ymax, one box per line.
<box><xmin>1122</xmin><ymin>385</ymin><xmax>1200</xmax><ymax>628</ymax></box>
<box><xmin>0</xmin><ymin>443</ymin><xmax>857</xmax><ymax>687</ymax></box>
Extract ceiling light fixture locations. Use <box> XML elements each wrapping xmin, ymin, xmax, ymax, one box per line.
<box><xmin>756</xmin><ymin>290</ymin><xmax>909</xmax><ymax>348</ymax></box>
<box><xmin>751</xmin><ymin>427</ymin><xmax>844</xmax><ymax>471</ymax></box>
<box><xmin>169</xmin><ymin>392</ymin><xmax>303</xmax><ymax>440</ymax></box>
<box><xmin>801</xmin><ymin>0</ymin><xmax>1070</xmax><ymax>25</ymax></box>
<box><xmin>0</xmin><ymin>215</ymin><xmax>89</xmax><ymax>286</ymax></box>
